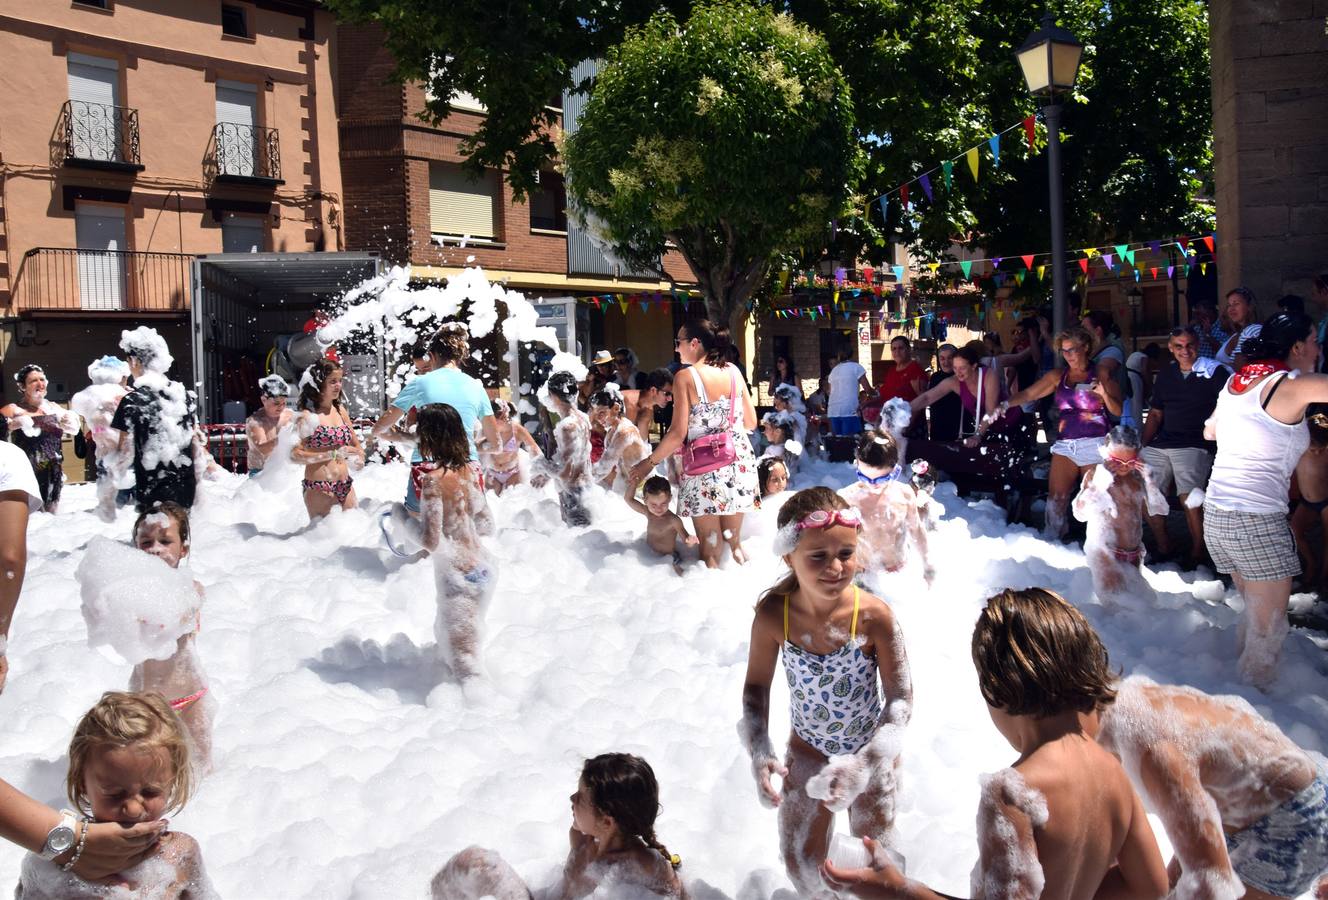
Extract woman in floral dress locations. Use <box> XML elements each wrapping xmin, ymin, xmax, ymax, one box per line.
<box><xmin>631</xmin><ymin>319</ymin><xmax>759</xmax><ymax>567</ymax></box>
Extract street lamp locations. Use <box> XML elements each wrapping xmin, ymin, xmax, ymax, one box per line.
<box><xmin>1126</xmin><ymin>285</ymin><xmax>1144</xmax><ymax>350</ymax></box>
<box><xmin>1016</xmin><ymin>12</ymin><xmax>1083</xmax><ymax>341</ymax></box>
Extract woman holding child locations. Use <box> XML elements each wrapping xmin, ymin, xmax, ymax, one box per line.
<box><xmin>629</xmin><ymin>320</ymin><xmax>758</xmax><ymax>568</ymax></box>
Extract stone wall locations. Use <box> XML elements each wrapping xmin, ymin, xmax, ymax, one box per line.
<box><xmin>1210</xmin><ymin>0</ymin><xmax>1328</xmax><ymax>314</ymax></box>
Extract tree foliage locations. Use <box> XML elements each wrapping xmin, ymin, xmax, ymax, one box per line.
<box><xmin>562</xmin><ymin>2</ymin><xmax>859</xmax><ymax>325</ymax></box>
<box><xmin>327</xmin><ymin>0</ymin><xmax>1212</xmax><ymax>292</ymax></box>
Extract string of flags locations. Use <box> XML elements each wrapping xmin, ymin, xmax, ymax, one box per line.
<box><xmin>863</xmin><ymin>115</ymin><xmax>1040</xmax><ymax>223</ymax></box>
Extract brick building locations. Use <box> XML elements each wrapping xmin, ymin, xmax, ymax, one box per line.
<box><xmin>0</xmin><ymin>0</ymin><xmax>349</xmax><ymax>403</ymax></box>
<box><xmin>336</xmin><ymin>25</ymin><xmax>698</xmax><ymax>373</ymax></box>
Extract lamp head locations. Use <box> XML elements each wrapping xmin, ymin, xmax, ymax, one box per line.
<box><xmin>1016</xmin><ymin>13</ymin><xmax>1083</xmax><ymax>98</ymax></box>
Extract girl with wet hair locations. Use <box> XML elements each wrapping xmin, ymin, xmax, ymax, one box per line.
<box><xmin>536</xmin><ymin>371</ymin><xmax>594</xmax><ymax>526</ymax></box>
<box><xmin>432</xmin><ymin>753</ymin><xmax>684</xmax><ymax>899</ymax></box>
<box><xmin>481</xmin><ymin>399</ymin><xmax>541</xmax><ymax>495</ymax></box>
<box><xmin>291</xmin><ymin>359</ymin><xmax>364</xmax><ymax>519</ymax></box>
<box><xmin>2</xmin><ymin>364</ymin><xmax>81</xmax><ymax>513</ymax></box>
<box><xmin>839</xmin><ymin>429</ymin><xmax>931</xmax><ymax>581</ymax></box>
<box><xmin>589</xmin><ymin>386</ymin><xmax>649</xmax><ymax>497</ymax></box>
<box><xmin>741</xmin><ymin>486</ymin><xmax>911</xmax><ymax>895</ymax></box>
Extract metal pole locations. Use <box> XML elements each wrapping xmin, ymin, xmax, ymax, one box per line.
<box><xmin>1045</xmin><ymin>101</ymin><xmax>1067</xmax><ymax>340</ymax></box>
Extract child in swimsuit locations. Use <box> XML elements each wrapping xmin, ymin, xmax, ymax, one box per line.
<box><xmin>1093</xmin><ymin>675</ymin><xmax>1328</xmax><ymax>900</ymax></box>
<box><xmin>1292</xmin><ymin>413</ymin><xmax>1328</xmax><ymax>597</ymax></box>
<box><xmin>70</xmin><ymin>356</ymin><xmax>133</xmax><ymax>522</ymax></box>
<box><xmin>758</xmin><ymin>457</ymin><xmax>790</xmax><ymax>500</ymax></box>
<box><xmin>291</xmin><ymin>359</ymin><xmax>364</xmax><ymax>519</ymax></box>
<box><xmin>128</xmin><ymin>503</ymin><xmax>212</xmax><ymax>774</ymax></box>
<box><xmin>433</xmin><ymin>753</ymin><xmax>685</xmax><ymax>899</ymax></box>
<box><xmin>535</xmin><ymin>372</ymin><xmax>593</xmax><ymax>527</ymax></box>
<box><xmin>825</xmin><ymin>588</ymin><xmax>1167</xmax><ymax>900</ymax></box>
<box><xmin>381</xmin><ymin>403</ymin><xmax>495</xmax><ymax>686</ymax></box>
<box><xmin>838</xmin><ymin>430</ymin><xmax>931</xmax><ymax>583</ymax></box>
<box><xmin>759</xmin><ymin>412</ymin><xmax>803</xmax><ymax>474</ymax></box>
<box><xmin>627</xmin><ymin>476</ymin><xmax>698</xmax><ymax>574</ymax></box>
<box><xmin>244</xmin><ymin>375</ymin><xmax>292</xmax><ymax>477</ymax></box>
<box><xmin>740</xmin><ymin>487</ymin><xmax>912</xmax><ymax>895</ymax></box>
<box><xmin>16</xmin><ymin>692</ymin><xmax>214</xmax><ymax>899</ymax></box>
<box><xmin>482</xmin><ymin>399</ymin><xmax>541</xmax><ymax>495</ymax></box>
<box><xmin>589</xmin><ymin>386</ymin><xmax>649</xmax><ymax>498</ymax></box>
<box><xmin>1072</xmin><ymin>425</ymin><xmax>1169</xmax><ymax>605</ymax></box>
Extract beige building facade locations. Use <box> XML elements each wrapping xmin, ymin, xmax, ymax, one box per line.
<box><xmin>0</xmin><ymin>0</ymin><xmax>343</xmax><ymax>401</ymax></box>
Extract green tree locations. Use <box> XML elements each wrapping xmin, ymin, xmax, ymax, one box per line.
<box><xmin>562</xmin><ymin>2</ymin><xmax>860</xmax><ymax>330</ymax></box>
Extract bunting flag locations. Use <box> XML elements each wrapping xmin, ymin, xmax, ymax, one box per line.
<box><xmin>941</xmin><ymin>160</ymin><xmax>953</xmax><ymax>190</ymax></box>
<box><xmin>891</xmin><ymin>265</ymin><xmax>905</xmax><ymax>281</ymax></box>
<box><xmin>832</xmin><ymin>290</ymin><xmax>840</xmax><ymax>306</ymax></box>
<box><xmin>640</xmin><ymin>299</ymin><xmax>650</xmax><ymax>313</ymax></box>
<box><xmin>1167</xmin><ymin>265</ymin><xmax>1174</xmax><ymax>278</ymax></box>
<box><xmin>1103</xmin><ymin>253</ymin><xmax>1114</xmax><ymax>270</ymax></box>
<box><xmin>1179</xmin><ymin>236</ymin><xmax>1189</xmax><ymax>253</ymax></box>
<box><xmin>617</xmin><ymin>295</ymin><xmax>628</xmax><ymax>314</ymax></box>
<box><xmin>834</xmin><ymin>267</ymin><xmax>847</xmax><ymax>285</ymax></box>
<box><xmin>1021</xmin><ymin>254</ymin><xmax>1034</xmax><ymax>270</ymax></box>
<box><xmin>1203</xmin><ymin>235</ymin><xmax>1215</xmax><ymax>252</ymax></box>
<box><xmin>1036</xmin><ymin>265</ymin><xmax>1046</xmax><ymax>280</ymax></box>
<box><xmin>1124</xmin><ymin>248</ymin><xmax>1136</xmax><ymax>265</ymax></box>
<box><xmin>1078</xmin><ymin>259</ymin><xmax>1089</xmax><ymax>274</ymax></box>
<box><xmin>1200</xmin><ymin>262</ymin><xmax>1208</xmax><ymax>274</ymax></box>
<box><xmin>992</xmin><ymin>256</ymin><xmax>1003</xmax><ymax>269</ymax></box>
<box><xmin>989</xmin><ymin>134</ymin><xmax>1001</xmax><ymax>168</ymax></box>
<box><xmin>1015</xmin><ymin>272</ymin><xmax>1025</xmax><ymax>285</ymax></box>
<box><xmin>918</xmin><ymin>173</ymin><xmax>934</xmax><ymax>203</ymax></box>
<box><xmin>861</xmin><ymin>266</ymin><xmax>874</xmax><ymax>283</ymax></box>
<box><xmin>1081</xmin><ymin>248</ymin><xmax>1096</xmax><ymax>258</ymax></box>
<box><xmin>1149</xmin><ymin>241</ymin><xmax>1161</xmax><ymax>253</ymax></box>
<box><xmin>927</xmin><ymin>262</ymin><xmax>940</xmax><ymax>274</ymax></box>
<box><xmin>1150</xmin><ymin>267</ymin><xmax>1158</xmax><ymax>280</ymax></box>
<box><xmin>1134</xmin><ymin>269</ymin><xmax>1142</xmax><ymax>282</ymax></box>
<box><xmin>1023</xmin><ymin>116</ymin><xmax>1036</xmax><ymax>151</ymax></box>
<box><xmin>966</xmin><ymin>147</ymin><xmax>980</xmax><ymax>181</ymax></box>
<box><xmin>960</xmin><ymin>260</ymin><xmax>973</xmax><ymax>279</ymax></box>
<box><xmin>1114</xmin><ymin>243</ymin><xmax>1128</xmax><ymax>260</ymax></box>
<box><xmin>900</xmin><ymin>183</ymin><xmax>910</xmax><ymax>210</ymax></box>
<box><xmin>878</xmin><ymin>197</ymin><xmax>888</xmax><ymax>222</ymax></box>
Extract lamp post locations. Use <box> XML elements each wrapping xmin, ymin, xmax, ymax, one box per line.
<box><xmin>1127</xmin><ymin>285</ymin><xmax>1143</xmax><ymax>350</ymax></box>
<box><xmin>1016</xmin><ymin>13</ymin><xmax>1084</xmax><ymax>341</ymax></box>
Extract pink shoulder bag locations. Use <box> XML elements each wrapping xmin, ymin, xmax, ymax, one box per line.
<box><xmin>682</xmin><ymin>366</ymin><xmax>741</xmax><ymax>476</ymax></box>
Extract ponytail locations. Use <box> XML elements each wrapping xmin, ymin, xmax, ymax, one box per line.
<box><xmin>680</xmin><ymin>318</ymin><xmax>725</xmax><ymax>366</ymax></box>
<box><xmin>1240</xmin><ymin>311</ymin><xmax>1314</xmax><ymax>362</ymax></box>
<box><xmin>641</xmin><ymin>829</ymin><xmax>681</xmax><ymax>869</ymax></box>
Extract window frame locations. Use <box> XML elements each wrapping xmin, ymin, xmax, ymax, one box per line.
<box><xmin>220</xmin><ymin>212</ymin><xmax>267</xmax><ymax>254</ymax></box>
<box><xmin>220</xmin><ymin>3</ymin><xmax>254</xmax><ymax>41</ymax></box>
<box><xmin>528</xmin><ymin>169</ymin><xmax>568</xmax><ymax>235</ymax></box>
<box><xmin>428</xmin><ymin>162</ymin><xmax>503</xmax><ymax>246</ymax></box>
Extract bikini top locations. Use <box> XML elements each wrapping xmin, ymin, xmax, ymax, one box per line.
<box><xmin>306</xmin><ymin>423</ymin><xmax>353</xmax><ymax>450</ymax></box>
<box><xmin>781</xmin><ymin>587</ymin><xmax>882</xmax><ymax>756</ymax></box>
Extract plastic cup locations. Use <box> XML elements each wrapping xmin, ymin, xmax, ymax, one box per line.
<box><xmin>828</xmin><ymin>833</ymin><xmax>873</xmax><ymax>870</ymax></box>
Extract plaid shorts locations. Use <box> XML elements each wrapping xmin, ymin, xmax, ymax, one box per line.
<box><xmin>1204</xmin><ymin>506</ymin><xmax>1301</xmax><ymax>581</ymax></box>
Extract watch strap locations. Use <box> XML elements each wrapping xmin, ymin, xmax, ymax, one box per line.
<box><xmin>38</xmin><ymin>810</ymin><xmax>78</xmax><ymax>861</ymax></box>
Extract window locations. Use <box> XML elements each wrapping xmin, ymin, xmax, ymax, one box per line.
<box><xmin>529</xmin><ymin>170</ymin><xmax>567</xmax><ymax>232</ymax></box>
<box><xmin>221</xmin><ymin>213</ymin><xmax>264</xmax><ymax>253</ymax></box>
<box><xmin>67</xmin><ymin>53</ymin><xmax>121</xmax><ymax>161</ymax></box>
<box><xmin>74</xmin><ymin>0</ymin><xmax>110</xmax><ymax>8</ymax></box>
<box><xmin>221</xmin><ymin>4</ymin><xmax>249</xmax><ymax>38</ymax></box>
<box><xmin>429</xmin><ymin>163</ymin><xmax>497</xmax><ymax>241</ymax></box>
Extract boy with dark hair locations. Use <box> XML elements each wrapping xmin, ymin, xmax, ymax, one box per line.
<box><xmin>825</xmin><ymin>588</ymin><xmax>1167</xmax><ymax>899</ymax></box>
<box><xmin>626</xmin><ymin>476</ymin><xmax>696</xmax><ymax>574</ymax></box>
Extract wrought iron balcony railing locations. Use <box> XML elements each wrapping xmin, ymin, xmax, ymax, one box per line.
<box><xmin>16</xmin><ymin>247</ymin><xmax>191</xmax><ymax>314</ymax></box>
<box><xmin>206</xmin><ymin>122</ymin><xmax>282</xmax><ymax>185</ymax></box>
<box><xmin>58</xmin><ymin>100</ymin><xmax>143</xmax><ymax>171</ymax></box>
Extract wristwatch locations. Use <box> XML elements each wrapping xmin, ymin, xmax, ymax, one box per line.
<box><xmin>39</xmin><ymin>810</ymin><xmax>78</xmax><ymax>860</ymax></box>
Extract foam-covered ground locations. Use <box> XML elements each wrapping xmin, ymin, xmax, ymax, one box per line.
<box><xmin>3</xmin><ymin>457</ymin><xmax>1326</xmax><ymax>898</ymax></box>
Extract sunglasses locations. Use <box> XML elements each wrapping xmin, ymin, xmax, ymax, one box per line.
<box><xmin>794</xmin><ymin>508</ymin><xmax>863</xmax><ymax>531</ymax></box>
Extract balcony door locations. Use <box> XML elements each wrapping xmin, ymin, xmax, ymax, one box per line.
<box><xmin>67</xmin><ymin>53</ymin><xmax>120</xmax><ymax>163</ymax></box>
<box><xmin>216</xmin><ymin>80</ymin><xmax>258</xmax><ymax>177</ymax></box>
<box><xmin>75</xmin><ymin>203</ymin><xmax>127</xmax><ymax>310</ymax></box>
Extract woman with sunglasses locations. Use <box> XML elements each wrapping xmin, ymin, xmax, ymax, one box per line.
<box><xmin>1001</xmin><ymin>326</ymin><xmax>1123</xmax><ymax>540</ymax></box>
<box><xmin>629</xmin><ymin>320</ymin><xmax>758</xmax><ymax>567</ymax></box>
<box><xmin>740</xmin><ymin>486</ymin><xmax>912</xmax><ymax>895</ymax></box>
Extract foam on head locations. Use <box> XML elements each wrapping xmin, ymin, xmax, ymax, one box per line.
<box><xmin>87</xmin><ymin>356</ymin><xmax>130</xmax><ymax>385</ymax></box>
<box><xmin>258</xmin><ymin>374</ymin><xmax>291</xmax><ymax>399</ymax></box>
<box><xmin>120</xmin><ymin>326</ymin><xmax>173</xmax><ymax>373</ymax></box>
<box><xmin>1106</xmin><ymin>425</ymin><xmax>1140</xmax><ymax>452</ymax></box>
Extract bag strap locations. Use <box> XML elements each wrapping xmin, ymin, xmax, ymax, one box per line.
<box><xmin>726</xmin><ymin>366</ymin><xmax>740</xmax><ymax>429</ymax></box>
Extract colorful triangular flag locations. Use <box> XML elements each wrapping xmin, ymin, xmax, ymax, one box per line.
<box><xmin>1036</xmin><ymin>265</ymin><xmax>1046</xmax><ymax>280</ymax></box>
<box><xmin>1103</xmin><ymin>254</ymin><xmax>1114</xmax><ymax>270</ymax></box>
<box><xmin>892</xmin><ymin>265</ymin><xmax>905</xmax><ymax>281</ymax></box>
<box><xmin>966</xmin><ymin>147</ymin><xmax>980</xmax><ymax>181</ymax></box>
<box><xmin>960</xmin><ymin>260</ymin><xmax>972</xmax><ymax>279</ymax></box>
<box><xmin>941</xmin><ymin>160</ymin><xmax>953</xmax><ymax>190</ymax></box>
<box><xmin>1203</xmin><ymin>234</ymin><xmax>1215</xmax><ymax>252</ymax></box>
<box><xmin>1114</xmin><ymin>244</ymin><xmax>1128</xmax><ymax>260</ymax></box>
<box><xmin>1124</xmin><ymin>248</ymin><xmax>1136</xmax><ymax>265</ymax></box>
<box><xmin>878</xmin><ymin>197</ymin><xmax>888</xmax><ymax>221</ymax></box>
<box><xmin>1078</xmin><ymin>259</ymin><xmax>1089</xmax><ymax>274</ymax></box>
<box><xmin>918</xmin><ymin>173</ymin><xmax>933</xmax><ymax>203</ymax></box>
<box><xmin>989</xmin><ymin>134</ymin><xmax>1000</xmax><ymax>168</ymax></box>
<box><xmin>1021</xmin><ymin>254</ymin><xmax>1034</xmax><ymax>270</ymax></box>
<box><xmin>900</xmin><ymin>183</ymin><xmax>910</xmax><ymax>210</ymax></box>
<box><xmin>1023</xmin><ymin>116</ymin><xmax>1036</xmax><ymax>151</ymax></box>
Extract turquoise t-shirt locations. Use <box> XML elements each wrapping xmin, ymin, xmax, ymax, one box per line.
<box><xmin>391</xmin><ymin>367</ymin><xmax>491</xmax><ymax>462</ymax></box>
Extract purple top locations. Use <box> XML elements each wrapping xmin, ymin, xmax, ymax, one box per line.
<box><xmin>958</xmin><ymin>368</ymin><xmax>1020</xmax><ymax>434</ymax></box>
<box><xmin>1055</xmin><ymin>370</ymin><xmax>1108</xmax><ymax>440</ymax></box>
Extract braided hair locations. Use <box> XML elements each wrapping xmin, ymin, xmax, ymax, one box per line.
<box><xmin>580</xmin><ymin>753</ymin><xmax>680</xmax><ymax>870</ymax></box>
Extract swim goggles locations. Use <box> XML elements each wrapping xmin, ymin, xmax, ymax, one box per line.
<box><xmin>856</xmin><ymin>465</ymin><xmax>903</xmax><ymax>485</ymax></box>
<box><xmin>794</xmin><ymin>508</ymin><xmax>863</xmax><ymax>531</ymax></box>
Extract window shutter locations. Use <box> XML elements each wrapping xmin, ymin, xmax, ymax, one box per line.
<box><xmin>68</xmin><ymin>53</ymin><xmax>119</xmax><ymax>106</ymax></box>
<box><xmin>429</xmin><ymin>165</ymin><xmax>496</xmax><ymax>239</ymax></box>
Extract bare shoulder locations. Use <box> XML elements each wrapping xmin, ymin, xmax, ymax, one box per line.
<box><xmin>856</xmin><ymin>590</ymin><xmax>898</xmax><ymax>631</ymax></box>
<box><xmin>156</xmin><ymin>830</ymin><xmax>202</xmax><ymax>864</ymax></box>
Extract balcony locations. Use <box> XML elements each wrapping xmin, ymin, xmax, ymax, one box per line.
<box><xmin>205</xmin><ymin>123</ymin><xmax>283</xmax><ymax>187</ymax></box>
<box><xmin>57</xmin><ymin>100</ymin><xmax>144</xmax><ymax>172</ymax></box>
<box><xmin>15</xmin><ymin>248</ymin><xmax>191</xmax><ymax>315</ymax></box>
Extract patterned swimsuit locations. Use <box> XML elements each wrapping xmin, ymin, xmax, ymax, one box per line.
<box><xmin>782</xmin><ymin>588</ymin><xmax>882</xmax><ymax>756</ymax></box>
<box><xmin>302</xmin><ymin>422</ymin><xmax>355</xmax><ymax>501</ymax></box>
